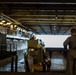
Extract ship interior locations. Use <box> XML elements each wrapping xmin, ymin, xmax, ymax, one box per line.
<box><xmin>0</xmin><ymin>0</ymin><xmax>76</xmax><ymax>75</ymax></box>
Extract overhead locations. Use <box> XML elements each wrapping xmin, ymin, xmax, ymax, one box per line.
<box><xmin>0</xmin><ymin>0</ymin><xmax>76</xmax><ymax>35</ymax></box>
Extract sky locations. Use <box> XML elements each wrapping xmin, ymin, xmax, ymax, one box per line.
<box><xmin>36</xmin><ymin>35</ymin><xmax>70</xmax><ymax>48</ymax></box>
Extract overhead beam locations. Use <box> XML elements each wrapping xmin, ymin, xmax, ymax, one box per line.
<box><xmin>63</xmin><ymin>26</ymin><xmax>71</xmax><ymax>34</ymax></box>
<box><xmin>49</xmin><ymin>25</ymin><xmax>53</xmax><ymax>34</ymax></box>
<box><xmin>9</xmin><ymin>15</ymin><xmax>76</xmax><ymax>18</ymax></box>
<box><xmin>8</xmin><ymin>12</ymin><xmax>76</xmax><ymax>18</ymax></box>
<box><xmin>57</xmin><ymin>26</ymin><xmax>61</xmax><ymax>34</ymax></box>
<box><xmin>0</xmin><ymin>4</ymin><xmax>76</xmax><ymax>10</ymax></box>
<box><xmin>19</xmin><ymin>20</ymin><xmax>76</xmax><ymax>24</ymax></box>
<box><xmin>19</xmin><ymin>18</ymin><xmax>76</xmax><ymax>21</ymax></box>
<box><xmin>22</xmin><ymin>22</ymin><xmax>75</xmax><ymax>26</ymax></box>
<box><xmin>25</xmin><ymin>25</ymin><xmax>40</xmax><ymax>34</ymax></box>
<box><xmin>0</xmin><ymin>0</ymin><xmax>76</xmax><ymax>2</ymax></box>
<box><xmin>39</xmin><ymin>25</ymin><xmax>47</xmax><ymax>34</ymax></box>
<box><xmin>14</xmin><ymin>18</ymin><xmax>76</xmax><ymax>21</ymax></box>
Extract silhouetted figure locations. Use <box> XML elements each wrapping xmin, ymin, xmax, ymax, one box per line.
<box><xmin>42</xmin><ymin>59</ymin><xmax>46</xmax><ymax>72</ymax></box>
<box><xmin>25</xmin><ymin>58</ymin><xmax>30</xmax><ymax>72</ymax></box>
<box><xmin>24</xmin><ymin>54</ymin><xmax>30</xmax><ymax>72</ymax></box>
<box><xmin>46</xmin><ymin>60</ymin><xmax>51</xmax><ymax>71</ymax></box>
<box><xmin>49</xmin><ymin>51</ymin><xmax>52</xmax><ymax>58</ymax></box>
<box><xmin>63</xmin><ymin>28</ymin><xmax>76</xmax><ymax>75</ymax></box>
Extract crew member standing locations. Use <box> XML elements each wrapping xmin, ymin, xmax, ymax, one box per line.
<box><xmin>63</xmin><ymin>28</ymin><xmax>76</xmax><ymax>75</ymax></box>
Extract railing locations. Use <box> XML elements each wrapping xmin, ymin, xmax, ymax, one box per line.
<box><xmin>0</xmin><ymin>44</ymin><xmax>18</xmax><ymax>72</ymax></box>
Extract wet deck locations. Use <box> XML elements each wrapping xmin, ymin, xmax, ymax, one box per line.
<box><xmin>51</xmin><ymin>52</ymin><xmax>66</xmax><ymax>72</ymax></box>
<box><xmin>18</xmin><ymin>52</ymin><xmax>67</xmax><ymax>72</ymax></box>
<box><xmin>0</xmin><ymin>51</ymin><xmax>67</xmax><ymax>75</ymax></box>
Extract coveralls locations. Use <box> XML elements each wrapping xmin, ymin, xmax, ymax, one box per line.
<box><xmin>63</xmin><ymin>34</ymin><xmax>76</xmax><ymax>75</ymax></box>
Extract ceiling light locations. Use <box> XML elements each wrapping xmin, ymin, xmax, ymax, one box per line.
<box><xmin>1</xmin><ymin>20</ymin><xmax>6</xmax><ymax>23</ymax></box>
<box><xmin>6</xmin><ymin>22</ymin><xmax>12</xmax><ymax>25</ymax></box>
<box><xmin>0</xmin><ymin>22</ymin><xmax>3</xmax><ymax>25</ymax></box>
<box><xmin>14</xmin><ymin>25</ymin><xmax>17</xmax><ymax>28</ymax></box>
